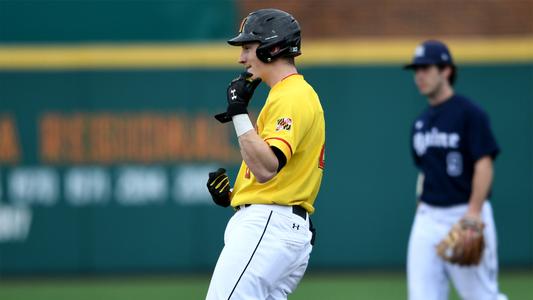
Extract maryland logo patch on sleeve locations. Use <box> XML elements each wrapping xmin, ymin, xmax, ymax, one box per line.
<box><xmin>275</xmin><ymin>117</ymin><xmax>292</xmax><ymax>131</ymax></box>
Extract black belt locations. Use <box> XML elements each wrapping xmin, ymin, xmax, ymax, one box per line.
<box><xmin>237</xmin><ymin>204</ymin><xmax>307</xmax><ymax>221</ymax></box>
<box><xmin>292</xmin><ymin>205</ymin><xmax>307</xmax><ymax>220</ymax></box>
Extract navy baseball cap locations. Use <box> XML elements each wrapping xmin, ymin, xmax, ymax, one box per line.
<box><xmin>404</xmin><ymin>40</ymin><xmax>454</xmax><ymax>69</ymax></box>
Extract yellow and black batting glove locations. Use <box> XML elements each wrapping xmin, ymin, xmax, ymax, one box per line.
<box><xmin>207</xmin><ymin>168</ymin><xmax>231</xmax><ymax>207</ymax></box>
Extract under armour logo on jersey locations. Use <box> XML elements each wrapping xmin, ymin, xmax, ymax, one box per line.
<box><xmin>230</xmin><ymin>89</ymin><xmax>237</xmax><ymax>100</ymax></box>
<box><xmin>292</xmin><ymin>223</ymin><xmax>300</xmax><ymax>230</ymax></box>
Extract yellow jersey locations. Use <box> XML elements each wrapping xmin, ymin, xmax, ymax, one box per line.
<box><xmin>231</xmin><ymin>74</ymin><xmax>325</xmax><ymax>214</ymax></box>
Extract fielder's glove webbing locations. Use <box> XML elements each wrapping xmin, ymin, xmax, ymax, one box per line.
<box><xmin>206</xmin><ymin>168</ymin><xmax>231</xmax><ymax>207</ymax></box>
<box><xmin>215</xmin><ymin>72</ymin><xmax>262</xmax><ymax>123</ymax></box>
<box><xmin>436</xmin><ymin>216</ymin><xmax>485</xmax><ymax>266</ymax></box>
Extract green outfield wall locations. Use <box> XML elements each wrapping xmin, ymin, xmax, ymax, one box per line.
<box><xmin>0</xmin><ymin>0</ymin><xmax>236</xmax><ymax>43</ymax></box>
<box><xmin>0</xmin><ymin>64</ymin><xmax>532</xmax><ymax>275</ymax></box>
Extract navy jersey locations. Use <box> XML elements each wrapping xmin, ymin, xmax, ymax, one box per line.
<box><xmin>411</xmin><ymin>94</ymin><xmax>500</xmax><ymax>206</ymax></box>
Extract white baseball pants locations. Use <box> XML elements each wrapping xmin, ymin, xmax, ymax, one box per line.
<box><xmin>407</xmin><ymin>201</ymin><xmax>507</xmax><ymax>300</ymax></box>
<box><xmin>206</xmin><ymin>204</ymin><xmax>313</xmax><ymax>300</ymax></box>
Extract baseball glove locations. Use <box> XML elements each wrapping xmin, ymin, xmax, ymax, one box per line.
<box><xmin>436</xmin><ymin>217</ymin><xmax>485</xmax><ymax>266</ymax></box>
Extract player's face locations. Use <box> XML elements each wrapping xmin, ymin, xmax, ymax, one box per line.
<box><xmin>413</xmin><ymin>65</ymin><xmax>447</xmax><ymax>97</ymax></box>
<box><xmin>238</xmin><ymin>43</ymin><xmax>265</xmax><ymax>80</ymax></box>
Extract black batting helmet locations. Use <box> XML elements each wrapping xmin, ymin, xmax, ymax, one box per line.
<box><xmin>228</xmin><ymin>8</ymin><xmax>301</xmax><ymax>63</ymax></box>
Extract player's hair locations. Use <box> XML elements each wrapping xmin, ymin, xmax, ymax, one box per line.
<box><xmin>438</xmin><ymin>64</ymin><xmax>457</xmax><ymax>86</ymax></box>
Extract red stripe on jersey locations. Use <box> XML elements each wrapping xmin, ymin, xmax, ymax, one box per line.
<box><xmin>281</xmin><ymin>73</ymin><xmax>299</xmax><ymax>82</ymax></box>
<box><xmin>318</xmin><ymin>143</ymin><xmax>325</xmax><ymax>169</ymax></box>
<box><xmin>265</xmin><ymin>137</ymin><xmax>293</xmax><ymax>155</ymax></box>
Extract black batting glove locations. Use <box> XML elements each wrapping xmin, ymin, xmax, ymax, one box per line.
<box><xmin>206</xmin><ymin>168</ymin><xmax>231</xmax><ymax>207</ymax></box>
<box><xmin>215</xmin><ymin>72</ymin><xmax>262</xmax><ymax>123</ymax></box>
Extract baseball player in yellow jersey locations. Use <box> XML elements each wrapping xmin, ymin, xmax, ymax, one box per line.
<box><xmin>205</xmin><ymin>8</ymin><xmax>325</xmax><ymax>300</ymax></box>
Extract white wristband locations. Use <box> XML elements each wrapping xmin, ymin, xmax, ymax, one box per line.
<box><xmin>232</xmin><ymin>114</ymin><xmax>254</xmax><ymax>137</ymax></box>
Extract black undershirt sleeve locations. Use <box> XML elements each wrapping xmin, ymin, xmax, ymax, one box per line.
<box><xmin>270</xmin><ymin>146</ymin><xmax>287</xmax><ymax>172</ymax></box>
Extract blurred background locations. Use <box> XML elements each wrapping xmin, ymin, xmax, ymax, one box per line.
<box><xmin>0</xmin><ymin>0</ymin><xmax>532</xmax><ymax>299</ymax></box>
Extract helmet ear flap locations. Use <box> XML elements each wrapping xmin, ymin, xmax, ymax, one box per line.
<box><xmin>256</xmin><ymin>44</ymin><xmax>275</xmax><ymax>63</ymax></box>
<box><xmin>256</xmin><ymin>44</ymin><xmax>292</xmax><ymax>63</ymax></box>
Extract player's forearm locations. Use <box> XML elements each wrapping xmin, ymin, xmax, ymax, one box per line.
<box><xmin>467</xmin><ymin>156</ymin><xmax>494</xmax><ymax>218</ymax></box>
<box><xmin>238</xmin><ymin>130</ymin><xmax>278</xmax><ymax>183</ymax></box>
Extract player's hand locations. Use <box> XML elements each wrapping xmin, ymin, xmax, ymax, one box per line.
<box><xmin>206</xmin><ymin>168</ymin><xmax>231</xmax><ymax>207</ymax></box>
<box><xmin>215</xmin><ymin>72</ymin><xmax>262</xmax><ymax>123</ymax></box>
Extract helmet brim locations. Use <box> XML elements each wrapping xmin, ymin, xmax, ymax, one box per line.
<box><xmin>227</xmin><ymin>33</ymin><xmax>261</xmax><ymax>46</ymax></box>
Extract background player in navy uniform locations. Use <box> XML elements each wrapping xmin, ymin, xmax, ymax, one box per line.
<box><xmin>404</xmin><ymin>40</ymin><xmax>507</xmax><ymax>300</ymax></box>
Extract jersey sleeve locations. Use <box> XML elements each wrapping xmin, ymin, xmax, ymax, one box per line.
<box><xmin>466</xmin><ymin>107</ymin><xmax>500</xmax><ymax>161</ymax></box>
<box><xmin>260</xmin><ymin>94</ymin><xmax>310</xmax><ymax>163</ymax></box>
